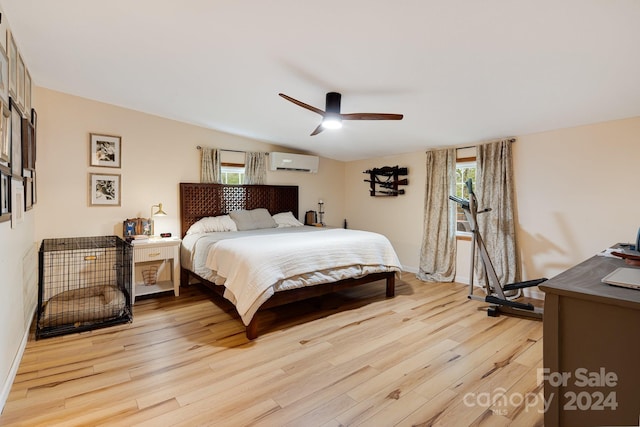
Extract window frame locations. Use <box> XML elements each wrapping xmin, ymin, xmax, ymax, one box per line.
<box><xmin>455</xmin><ymin>156</ymin><xmax>476</xmax><ymax>240</ymax></box>
<box><xmin>220</xmin><ymin>162</ymin><xmax>245</xmax><ymax>185</ymax></box>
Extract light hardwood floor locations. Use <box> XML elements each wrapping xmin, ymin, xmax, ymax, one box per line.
<box><xmin>1</xmin><ymin>276</ymin><xmax>544</xmax><ymax>426</ymax></box>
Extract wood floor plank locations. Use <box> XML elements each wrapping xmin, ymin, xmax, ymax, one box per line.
<box><xmin>0</xmin><ymin>275</ymin><xmax>544</xmax><ymax>426</ymax></box>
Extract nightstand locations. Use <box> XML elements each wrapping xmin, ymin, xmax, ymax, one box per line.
<box><xmin>132</xmin><ymin>237</ymin><xmax>181</xmax><ymax>302</ymax></box>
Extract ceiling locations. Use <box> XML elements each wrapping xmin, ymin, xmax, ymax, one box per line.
<box><xmin>2</xmin><ymin>1</ymin><xmax>640</xmax><ymax>161</ymax></box>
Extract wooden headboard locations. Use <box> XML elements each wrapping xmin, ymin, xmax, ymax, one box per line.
<box><xmin>179</xmin><ymin>183</ymin><xmax>299</xmax><ymax>237</ymax></box>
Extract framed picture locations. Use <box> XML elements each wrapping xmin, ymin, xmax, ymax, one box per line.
<box><xmin>7</xmin><ymin>31</ymin><xmax>17</xmax><ymax>99</ymax></box>
<box><xmin>90</xmin><ymin>133</ymin><xmax>121</xmax><ymax>168</ymax></box>
<box><xmin>123</xmin><ymin>218</ymin><xmax>138</xmax><ymax>237</ymax></box>
<box><xmin>24</xmin><ymin>70</ymin><xmax>31</xmax><ymax>114</ymax></box>
<box><xmin>16</xmin><ymin>54</ymin><xmax>24</xmax><ymax>110</ymax></box>
<box><xmin>11</xmin><ymin>177</ymin><xmax>23</xmax><ymax>228</ymax></box>
<box><xmin>31</xmin><ymin>170</ymin><xmax>37</xmax><ymax>205</ymax></box>
<box><xmin>89</xmin><ymin>172</ymin><xmax>121</xmax><ymax>206</ymax></box>
<box><xmin>24</xmin><ymin>173</ymin><xmax>32</xmax><ymax>211</ymax></box>
<box><xmin>10</xmin><ymin>98</ymin><xmax>22</xmax><ymax>177</ymax></box>
<box><xmin>0</xmin><ymin>171</ymin><xmax>10</xmax><ymax>223</ymax></box>
<box><xmin>21</xmin><ymin>117</ymin><xmax>34</xmax><ymax>170</ymax></box>
<box><xmin>0</xmin><ymin>45</ymin><xmax>8</xmax><ymax>104</ymax></box>
<box><xmin>123</xmin><ymin>217</ymin><xmax>152</xmax><ymax>236</ymax></box>
<box><xmin>0</xmin><ymin>101</ymin><xmax>9</xmax><ymax>167</ymax></box>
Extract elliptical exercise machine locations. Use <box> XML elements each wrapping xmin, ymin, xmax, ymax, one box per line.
<box><xmin>449</xmin><ymin>179</ymin><xmax>545</xmax><ymax>319</ymax></box>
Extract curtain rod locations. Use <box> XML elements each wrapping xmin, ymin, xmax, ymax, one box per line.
<box><xmin>196</xmin><ymin>146</ymin><xmax>269</xmax><ymax>155</ymax></box>
<box><xmin>455</xmin><ymin>138</ymin><xmax>516</xmax><ymax>150</ymax></box>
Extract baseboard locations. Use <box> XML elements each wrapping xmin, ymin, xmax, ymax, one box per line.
<box><xmin>0</xmin><ymin>312</ymin><xmax>33</xmax><ymax>414</ymax></box>
<box><xmin>455</xmin><ymin>275</ymin><xmax>471</xmax><ymax>285</ymax></box>
<box><xmin>401</xmin><ymin>265</ymin><xmax>418</xmax><ymax>274</ymax></box>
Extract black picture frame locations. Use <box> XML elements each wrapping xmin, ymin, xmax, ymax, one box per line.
<box><xmin>0</xmin><ymin>170</ymin><xmax>10</xmax><ymax>223</ymax></box>
<box><xmin>23</xmin><ymin>169</ymin><xmax>32</xmax><ymax>211</ymax></box>
<box><xmin>9</xmin><ymin>97</ymin><xmax>21</xmax><ymax>178</ymax></box>
<box><xmin>21</xmin><ymin>117</ymin><xmax>34</xmax><ymax>170</ymax></box>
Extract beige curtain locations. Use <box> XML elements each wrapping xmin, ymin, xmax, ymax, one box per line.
<box><xmin>244</xmin><ymin>152</ymin><xmax>267</xmax><ymax>184</ymax></box>
<box><xmin>475</xmin><ymin>139</ymin><xmax>519</xmax><ymax>289</ymax></box>
<box><xmin>200</xmin><ymin>147</ymin><xmax>221</xmax><ymax>183</ymax></box>
<box><xmin>417</xmin><ymin>148</ymin><xmax>457</xmax><ymax>282</ymax></box>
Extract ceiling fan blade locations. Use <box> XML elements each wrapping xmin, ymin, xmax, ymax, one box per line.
<box><xmin>310</xmin><ymin>123</ymin><xmax>324</xmax><ymax>136</ymax></box>
<box><xmin>341</xmin><ymin>113</ymin><xmax>404</xmax><ymax>121</ymax></box>
<box><xmin>279</xmin><ymin>93</ymin><xmax>325</xmax><ymax>116</ymax></box>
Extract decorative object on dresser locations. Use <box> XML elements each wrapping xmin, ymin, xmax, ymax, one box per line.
<box><xmin>180</xmin><ymin>183</ymin><xmax>401</xmax><ymax>340</ymax></box>
<box><xmin>123</xmin><ymin>217</ymin><xmax>153</xmax><ymax>237</ymax></box>
<box><xmin>36</xmin><ymin>236</ymin><xmax>133</xmax><ymax>339</ymax></box>
<box><xmin>89</xmin><ymin>133</ymin><xmax>121</xmax><ymax>168</ymax></box>
<box><xmin>364</xmin><ymin>165</ymin><xmax>408</xmax><ymax>196</ymax></box>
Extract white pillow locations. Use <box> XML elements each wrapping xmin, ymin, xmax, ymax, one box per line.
<box><xmin>229</xmin><ymin>208</ymin><xmax>278</xmax><ymax>231</ymax></box>
<box><xmin>273</xmin><ymin>211</ymin><xmax>304</xmax><ymax>228</ymax></box>
<box><xmin>186</xmin><ymin>215</ymin><xmax>238</xmax><ymax>235</ymax></box>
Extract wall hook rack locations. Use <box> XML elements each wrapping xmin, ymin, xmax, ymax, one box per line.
<box><xmin>363</xmin><ymin>166</ymin><xmax>408</xmax><ymax>197</ymax></box>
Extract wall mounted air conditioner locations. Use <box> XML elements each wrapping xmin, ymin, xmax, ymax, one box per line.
<box><xmin>270</xmin><ymin>152</ymin><xmax>319</xmax><ymax>173</ymax></box>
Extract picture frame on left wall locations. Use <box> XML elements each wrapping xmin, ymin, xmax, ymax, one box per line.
<box><xmin>89</xmin><ymin>173</ymin><xmax>121</xmax><ymax>206</ymax></box>
<box><xmin>0</xmin><ymin>170</ymin><xmax>10</xmax><ymax>223</ymax></box>
<box><xmin>10</xmin><ymin>97</ymin><xmax>22</xmax><ymax>177</ymax></box>
<box><xmin>6</xmin><ymin>31</ymin><xmax>17</xmax><ymax>99</ymax></box>
<box><xmin>11</xmin><ymin>177</ymin><xmax>23</xmax><ymax>228</ymax></box>
<box><xmin>0</xmin><ymin>44</ymin><xmax>9</xmax><ymax>105</ymax></box>
<box><xmin>0</xmin><ymin>101</ymin><xmax>9</xmax><ymax>167</ymax></box>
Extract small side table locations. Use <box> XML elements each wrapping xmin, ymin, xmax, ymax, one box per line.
<box><xmin>132</xmin><ymin>237</ymin><xmax>181</xmax><ymax>303</ymax></box>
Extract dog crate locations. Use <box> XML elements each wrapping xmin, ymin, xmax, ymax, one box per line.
<box><xmin>36</xmin><ymin>236</ymin><xmax>133</xmax><ymax>339</ymax></box>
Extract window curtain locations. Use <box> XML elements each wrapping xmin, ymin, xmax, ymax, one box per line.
<box><xmin>244</xmin><ymin>152</ymin><xmax>267</xmax><ymax>185</ymax></box>
<box><xmin>200</xmin><ymin>147</ymin><xmax>221</xmax><ymax>183</ymax></box>
<box><xmin>475</xmin><ymin>138</ymin><xmax>519</xmax><ymax>291</ymax></box>
<box><xmin>417</xmin><ymin>148</ymin><xmax>457</xmax><ymax>282</ymax></box>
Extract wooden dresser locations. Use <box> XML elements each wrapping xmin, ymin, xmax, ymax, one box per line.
<box><xmin>540</xmin><ymin>250</ymin><xmax>640</xmax><ymax>426</ymax></box>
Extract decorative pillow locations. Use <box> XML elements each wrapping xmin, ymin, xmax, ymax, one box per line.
<box><xmin>186</xmin><ymin>215</ymin><xmax>238</xmax><ymax>235</ymax></box>
<box><xmin>273</xmin><ymin>211</ymin><xmax>304</xmax><ymax>228</ymax></box>
<box><xmin>229</xmin><ymin>208</ymin><xmax>277</xmax><ymax>231</ymax></box>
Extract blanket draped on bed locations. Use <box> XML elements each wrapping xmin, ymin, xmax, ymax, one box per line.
<box><xmin>193</xmin><ymin>228</ymin><xmax>401</xmax><ymax>325</ymax></box>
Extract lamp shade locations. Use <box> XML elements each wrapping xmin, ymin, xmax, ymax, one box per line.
<box><xmin>151</xmin><ymin>203</ymin><xmax>167</xmax><ymax>218</ymax></box>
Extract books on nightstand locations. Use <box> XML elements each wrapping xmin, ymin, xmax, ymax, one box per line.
<box><xmin>127</xmin><ymin>235</ymin><xmax>149</xmax><ymax>245</ymax></box>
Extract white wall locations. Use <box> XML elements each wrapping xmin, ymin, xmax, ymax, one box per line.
<box><xmin>344</xmin><ymin>116</ymin><xmax>640</xmax><ymax>284</ymax></box>
<box><xmin>515</xmin><ymin>116</ymin><xmax>640</xmax><ymax>280</ymax></box>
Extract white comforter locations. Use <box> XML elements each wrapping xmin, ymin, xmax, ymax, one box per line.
<box><xmin>187</xmin><ymin>227</ymin><xmax>401</xmax><ymax>325</ymax></box>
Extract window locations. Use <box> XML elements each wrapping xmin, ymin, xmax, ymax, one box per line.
<box><xmin>221</xmin><ymin>164</ymin><xmax>245</xmax><ymax>184</ymax></box>
<box><xmin>455</xmin><ymin>157</ymin><xmax>476</xmax><ymax>234</ymax></box>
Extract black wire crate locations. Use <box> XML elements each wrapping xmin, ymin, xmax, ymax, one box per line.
<box><xmin>36</xmin><ymin>236</ymin><xmax>133</xmax><ymax>339</ymax></box>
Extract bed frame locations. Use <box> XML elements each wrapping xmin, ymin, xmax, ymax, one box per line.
<box><xmin>179</xmin><ymin>182</ymin><xmax>395</xmax><ymax>339</ymax></box>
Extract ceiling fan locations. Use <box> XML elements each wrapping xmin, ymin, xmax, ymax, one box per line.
<box><xmin>278</xmin><ymin>92</ymin><xmax>403</xmax><ymax>136</ymax></box>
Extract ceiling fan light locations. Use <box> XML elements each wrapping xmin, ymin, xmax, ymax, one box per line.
<box><xmin>322</xmin><ymin>115</ymin><xmax>342</xmax><ymax>130</ymax></box>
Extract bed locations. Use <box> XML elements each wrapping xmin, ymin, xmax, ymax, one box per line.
<box><xmin>180</xmin><ymin>183</ymin><xmax>402</xmax><ymax>339</ymax></box>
